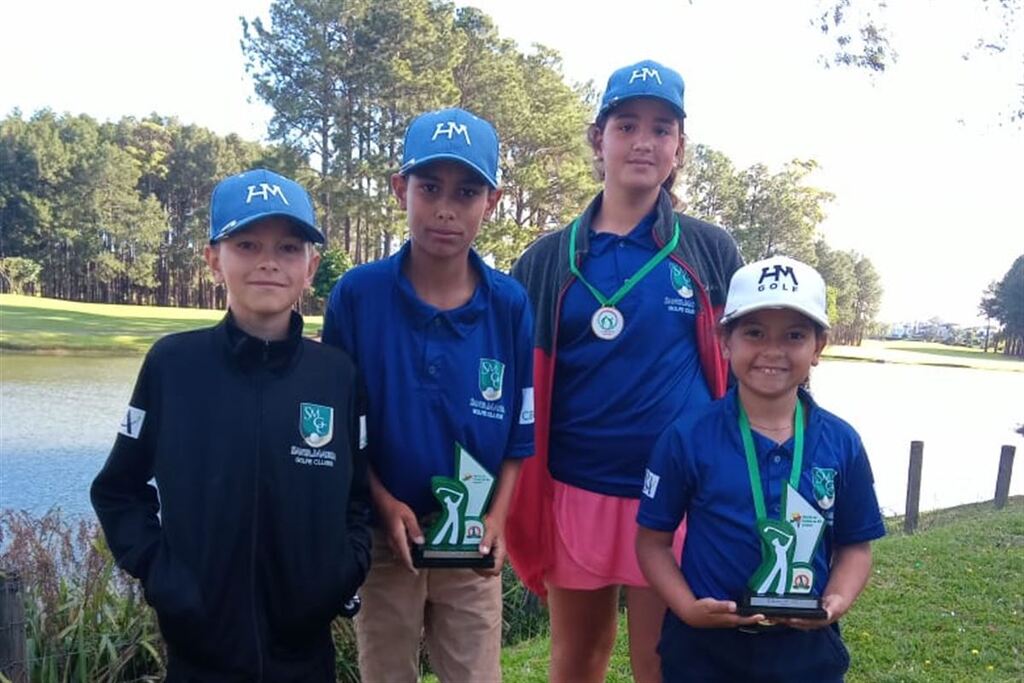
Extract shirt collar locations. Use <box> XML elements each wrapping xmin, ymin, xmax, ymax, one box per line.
<box><xmin>569</xmin><ymin>188</ymin><xmax>677</xmax><ymax>258</ymax></box>
<box><xmin>221</xmin><ymin>309</ymin><xmax>304</xmax><ymax>372</ymax></box>
<box><xmin>391</xmin><ymin>240</ymin><xmax>491</xmax><ymax>338</ymax></box>
<box><xmin>724</xmin><ymin>384</ymin><xmax>821</xmax><ymax>456</ymax></box>
<box><xmin>587</xmin><ymin>209</ymin><xmax>658</xmax><ymax>253</ymax></box>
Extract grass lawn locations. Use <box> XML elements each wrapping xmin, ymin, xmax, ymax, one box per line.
<box><xmin>825</xmin><ymin>339</ymin><xmax>1024</xmax><ymax>373</ymax></box>
<box><xmin>490</xmin><ymin>498</ymin><xmax>1024</xmax><ymax>683</ymax></box>
<box><xmin>3</xmin><ymin>295</ymin><xmax>1022</xmax><ymax>373</ymax></box>
<box><xmin>0</xmin><ymin>293</ymin><xmax>323</xmax><ymax>354</ymax></box>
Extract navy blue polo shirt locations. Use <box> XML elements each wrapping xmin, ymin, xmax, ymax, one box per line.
<box><xmin>322</xmin><ymin>242</ymin><xmax>534</xmax><ymax>518</ymax></box>
<box><xmin>549</xmin><ymin>212</ymin><xmax>710</xmax><ymax>497</ymax></box>
<box><xmin>637</xmin><ymin>387</ymin><xmax>885</xmax><ymax>636</ymax></box>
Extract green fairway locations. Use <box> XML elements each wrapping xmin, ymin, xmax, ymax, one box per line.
<box><xmin>824</xmin><ymin>339</ymin><xmax>1023</xmax><ymax>372</ymax></box>
<box><xmin>0</xmin><ymin>294</ymin><xmax>322</xmax><ymax>354</ymax></box>
<box><xmin>4</xmin><ymin>294</ymin><xmax>1023</xmax><ymax>372</ymax></box>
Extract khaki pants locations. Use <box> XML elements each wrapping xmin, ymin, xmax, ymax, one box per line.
<box><xmin>355</xmin><ymin>528</ymin><xmax>502</xmax><ymax>683</ymax></box>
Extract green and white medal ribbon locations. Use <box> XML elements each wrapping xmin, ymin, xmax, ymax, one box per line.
<box><xmin>568</xmin><ymin>217</ymin><xmax>680</xmax><ymax>340</ymax></box>
<box><xmin>738</xmin><ymin>398</ymin><xmax>804</xmax><ymax>522</ymax></box>
<box><xmin>739</xmin><ymin>398</ymin><xmax>823</xmax><ymax>597</ymax></box>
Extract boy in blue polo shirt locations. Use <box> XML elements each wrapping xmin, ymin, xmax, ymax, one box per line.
<box><xmin>636</xmin><ymin>256</ymin><xmax>885</xmax><ymax>682</ymax></box>
<box><xmin>322</xmin><ymin>108</ymin><xmax>534</xmax><ymax>683</ymax></box>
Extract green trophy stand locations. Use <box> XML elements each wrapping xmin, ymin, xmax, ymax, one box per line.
<box><xmin>412</xmin><ymin>443</ymin><xmax>496</xmax><ymax>569</ymax></box>
<box><xmin>737</xmin><ymin>483</ymin><xmax>828</xmax><ymax>619</ymax></box>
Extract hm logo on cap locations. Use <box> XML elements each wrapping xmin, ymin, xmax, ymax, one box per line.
<box><xmin>757</xmin><ymin>264</ymin><xmax>799</xmax><ymax>292</ymax></box>
<box><xmin>629</xmin><ymin>67</ymin><xmax>662</xmax><ymax>84</ymax></box>
<box><xmin>432</xmin><ymin>121</ymin><xmax>471</xmax><ymax>145</ymax></box>
<box><xmin>246</xmin><ymin>183</ymin><xmax>290</xmax><ymax>205</ymax></box>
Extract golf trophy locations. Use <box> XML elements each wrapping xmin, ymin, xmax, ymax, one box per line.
<box><xmin>412</xmin><ymin>442</ymin><xmax>496</xmax><ymax>569</ymax></box>
<box><xmin>737</xmin><ymin>482</ymin><xmax>829</xmax><ymax>619</ymax></box>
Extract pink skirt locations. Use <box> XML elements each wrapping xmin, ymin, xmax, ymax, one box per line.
<box><xmin>546</xmin><ymin>480</ymin><xmax>686</xmax><ymax>590</ymax></box>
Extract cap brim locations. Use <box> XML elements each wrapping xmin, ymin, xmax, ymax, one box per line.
<box><xmin>212</xmin><ymin>212</ymin><xmax>324</xmax><ymax>245</ymax></box>
<box><xmin>719</xmin><ymin>303</ymin><xmax>830</xmax><ymax>330</ymax></box>
<box><xmin>599</xmin><ymin>93</ymin><xmax>686</xmax><ymax>120</ymax></box>
<box><xmin>400</xmin><ymin>154</ymin><xmax>499</xmax><ymax>188</ymax></box>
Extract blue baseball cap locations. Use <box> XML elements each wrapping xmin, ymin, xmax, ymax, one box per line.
<box><xmin>209</xmin><ymin>168</ymin><xmax>324</xmax><ymax>244</ymax></box>
<box><xmin>598</xmin><ymin>59</ymin><xmax>686</xmax><ymax>120</ymax></box>
<box><xmin>399</xmin><ymin>108</ymin><xmax>500</xmax><ymax>188</ymax></box>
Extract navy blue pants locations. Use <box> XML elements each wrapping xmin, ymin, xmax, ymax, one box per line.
<box><xmin>165</xmin><ymin>647</ymin><xmax>336</xmax><ymax>683</ymax></box>
<box><xmin>660</xmin><ymin>622</ymin><xmax>850</xmax><ymax>683</ymax></box>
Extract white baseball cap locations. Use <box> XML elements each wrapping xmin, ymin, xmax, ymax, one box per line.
<box><xmin>720</xmin><ymin>255</ymin><xmax>830</xmax><ymax>329</ymax></box>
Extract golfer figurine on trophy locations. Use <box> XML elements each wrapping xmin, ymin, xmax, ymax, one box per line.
<box><xmin>412</xmin><ymin>442</ymin><xmax>496</xmax><ymax>569</ymax></box>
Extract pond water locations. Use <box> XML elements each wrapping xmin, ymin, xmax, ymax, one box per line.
<box><xmin>1</xmin><ymin>353</ymin><xmax>1021</xmax><ymax>518</ymax></box>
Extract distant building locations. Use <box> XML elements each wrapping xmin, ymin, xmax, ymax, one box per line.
<box><xmin>885</xmin><ymin>320</ymin><xmax>957</xmax><ymax>342</ymax></box>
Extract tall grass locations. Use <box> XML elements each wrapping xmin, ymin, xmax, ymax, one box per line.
<box><xmin>0</xmin><ymin>510</ymin><xmax>162</xmax><ymax>682</ymax></box>
<box><xmin>0</xmin><ymin>510</ymin><xmax>551</xmax><ymax>682</ymax></box>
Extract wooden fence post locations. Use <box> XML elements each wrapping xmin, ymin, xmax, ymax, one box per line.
<box><xmin>0</xmin><ymin>572</ymin><xmax>27</xmax><ymax>683</ymax></box>
<box><xmin>994</xmin><ymin>445</ymin><xmax>1016</xmax><ymax>510</ymax></box>
<box><xmin>904</xmin><ymin>441</ymin><xmax>924</xmax><ymax>534</ymax></box>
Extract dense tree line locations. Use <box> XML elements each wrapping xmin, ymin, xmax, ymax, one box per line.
<box><xmin>241</xmin><ymin>0</ymin><xmax>598</xmax><ymax>271</ymax></box>
<box><xmin>0</xmin><ymin>111</ymin><xmax>298</xmax><ymax>307</ymax></box>
<box><xmin>682</xmin><ymin>144</ymin><xmax>881</xmax><ymax>345</ymax></box>
<box><xmin>979</xmin><ymin>255</ymin><xmax>1024</xmax><ymax>357</ymax></box>
<box><xmin>0</xmin><ymin>0</ymin><xmax>597</xmax><ymax>306</ymax></box>
<box><xmin>0</xmin><ymin>0</ymin><xmax>882</xmax><ymax>343</ymax></box>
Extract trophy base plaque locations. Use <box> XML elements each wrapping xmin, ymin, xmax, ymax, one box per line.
<box><xmin>412</xmin><ymin>545</ymin><xmax>495</xmax><ymax>569</ymax></box>
<box><xmin>737</xmin><ymin>593</ymin><xmax>828</xmax><ymax>620</ymax></box>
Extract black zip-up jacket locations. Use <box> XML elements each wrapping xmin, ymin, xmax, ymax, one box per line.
<box><xmin>91</xmin><ymin>312</ymin><xmax>371</xmax><ymax>682</ymax></box>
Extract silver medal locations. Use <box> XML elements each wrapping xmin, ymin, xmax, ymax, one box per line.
<box><xmin>591</xmin><ymin>306</ymin><xmax>625</xmax><ymax>340</ymax></box>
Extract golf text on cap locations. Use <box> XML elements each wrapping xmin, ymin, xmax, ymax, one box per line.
<box><xmin>432</xmin><ymin>121</ymin><xmax>471</xmax><ymax>145</ymax></box>
<box><xmin>246</xmin><ymin>183</ymin><xmax>289</xmax><ymax>205</ymax></box>
<box><xmin>719</xmin><ymin>255</ymin><xmax>829</xmax><ymax>329</ymax></box>
<box><xmin>758</xmin><ymin>264</ymin><xmax>799</xmax><ymax>292</ymax></box>
<box><xmin>629</xmin><ymin>67</ymin><xmax>662</xmax><ymax>84</ymax></box>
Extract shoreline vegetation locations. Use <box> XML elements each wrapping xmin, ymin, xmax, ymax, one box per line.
<box><xmin>2</xmin><ymin>294</ymin><xmax>1021</xmax><ymax>373</ymax></box>
<box><xmin>1</xmin><ymin>499</ymin><xmax>1020</xmax><ymax>682</ymax></box>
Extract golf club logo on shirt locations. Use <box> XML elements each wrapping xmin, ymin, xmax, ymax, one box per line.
<box><xmin>432</xmin><ymin>121</ymin><xmax>471</xmax><ymax>145</ymax></box>
<box><xmin>478</xmin><ymin>358</ymin><xmax>505</xmax><ymax>401</ymax></box>
<box><xmin>664</xmin><ymin>263</ymin><xmax>696</xmax><ymax>314</ymax></box>
<box><xmin>299</xmin><ymin>402</ymin><xmax>334</xmax><ymax>448</ymax></box>
<box><xmin>812</xmin><ymin>467</ymin><xmax>837</xmax><ymax>510</ymax></box>
<box><xmin>670</xmin><ymin>263</ymin><xmax>694</xmax><ymax>298</ymax></box>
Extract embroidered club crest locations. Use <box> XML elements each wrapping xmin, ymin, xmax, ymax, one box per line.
<box><xmin>670</xmin><ymin>263</ymin><xmax>694</xmax><ymax>298</ymax></box>
<box><xmin>300</xmin><ymin>403</ymin><xmax>334</xmax><ymax>448</ymax></box>
<box><xmin>812</xmin><ymin>467</ymin><xmax>837</xmax><ymax>510</ymax></box>
<box><xmin>478</xmin><ymin>359</ymin><xmax>505</xmax><ymax>401</ymax></box>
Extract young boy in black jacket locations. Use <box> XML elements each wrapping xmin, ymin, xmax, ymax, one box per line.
<box><xmin>91</xmin><ymin>168</ymin><xmax>371</xmax><ymax>682</ymax></box>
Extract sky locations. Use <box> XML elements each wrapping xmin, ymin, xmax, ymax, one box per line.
<box><xmin>3</xmin><ymin>0</ymin><xmax>1022</xmax><ymax>325</ymax></box>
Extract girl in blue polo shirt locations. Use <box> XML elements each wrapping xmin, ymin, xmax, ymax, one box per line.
<box><xmin>507</xmin><ymin>60</ymin><xmax>743</xmax><ymax>682</ymax></box>
<box><xmin>637</xmin><ymin>256</ymin><xmax>886</xmax><ymax>682</ymax></box>
<box><xmin>323</xmin><ymin>109</ymin><xmax>534</xmax><ymax>683</ymax></box>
